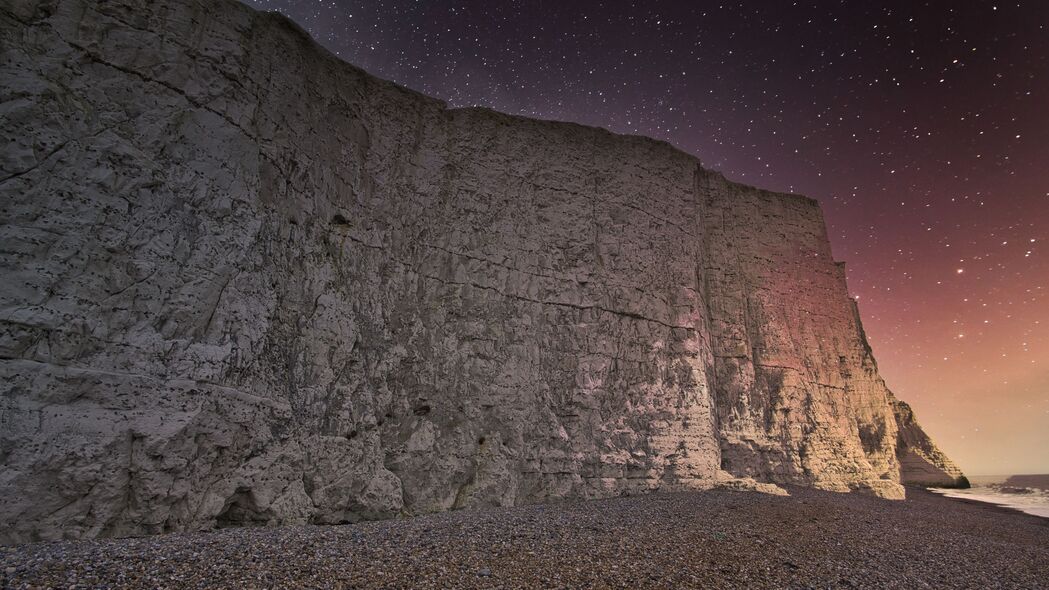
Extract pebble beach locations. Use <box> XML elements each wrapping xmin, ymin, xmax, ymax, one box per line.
<box><xmin>2</xmin><ymin>487</ymin><xmax>1046</xmax><ymax>589</ymax></box>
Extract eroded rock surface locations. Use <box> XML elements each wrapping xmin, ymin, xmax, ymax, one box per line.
<box><xmin>893</xmin><ymin>401</ymin><xmax>969</xmax><ymax>488</ymax></box>
<box><xmin>0</xmin><ymin>0</ymin><xmax>964</xmax><ymax>543</ymax></box>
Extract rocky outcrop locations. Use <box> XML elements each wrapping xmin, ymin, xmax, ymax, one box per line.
<box><xmin>0</xmin><ymin>0</ymin><xmax>965</xmax><ymax>543</ymax></box>
<box><xmin>893</xmin><ymin>401</ymin><xmax>969</xmax><ymax>488</ymax></box>
<box><xmin>1002</xmin><ymin>474</ymin><xmax>1049</xmax><ymax>490</ymax></box>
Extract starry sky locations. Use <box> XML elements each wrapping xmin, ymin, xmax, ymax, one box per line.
<box><xmin>240</xmin><ymin>0</ymin><xmax>1048</xmax><ymax>475</ymax></box>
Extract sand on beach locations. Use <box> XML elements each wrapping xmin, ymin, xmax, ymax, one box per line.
<box><xmin>2</xmin><ymin>486</ymin><xmax>1046</xmax><ymax>589</ymax></box>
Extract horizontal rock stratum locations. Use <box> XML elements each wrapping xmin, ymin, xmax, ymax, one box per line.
<box><xmin>0</xmin><ymin>0</ymin><xmax>967</xmax><ymax>543</ymax></box>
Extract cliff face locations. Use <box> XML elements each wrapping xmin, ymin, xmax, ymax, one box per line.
<box><xmin>0</xmin><ymin>0</ymin><xmax>966</xmax><ymax>543</ymax></box>
<box><xmin>701</xmin><ymin>177</ymin><xmax>909</xmax><ymax>498</ymax></box>
<box><xmin>893</xmin><ymin>401</ymin><xmax>969</xmax><ymax>487</ymax></box>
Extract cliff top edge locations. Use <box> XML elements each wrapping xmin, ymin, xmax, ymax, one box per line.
<box><xmin>237</xmin><ymin>0</ymin><xmax>821</xmax><ymax>210</ymax></box>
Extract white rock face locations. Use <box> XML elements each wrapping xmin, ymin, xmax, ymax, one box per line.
<box><xmin>0</xmin><ymin>0</ymin><xmax>965</xmax><ymax>543</ymax></box>
<box><xmin>893</xmin><ymin>400</ymin><xmax>968</xmax><ymax>487</ymax></box>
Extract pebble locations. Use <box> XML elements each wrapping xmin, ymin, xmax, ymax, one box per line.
<box><xmin>0</xmin><ymin>488</ymin><xmax>1045</xmax><ymax>589</ymax></box>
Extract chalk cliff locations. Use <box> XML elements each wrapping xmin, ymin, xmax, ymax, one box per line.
<box><xmin>0</xmin><ymin>0</ymin><xmax>967</xmax><ymax>543</ymax></box>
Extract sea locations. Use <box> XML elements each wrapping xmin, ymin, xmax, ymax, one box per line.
<box><xmin>930</xmin><ymin>474</ymin><xmax>1049</xmax><ymax>518</ymax></box>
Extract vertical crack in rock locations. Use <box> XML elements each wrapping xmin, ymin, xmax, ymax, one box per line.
<box><xmin>0</xmin><ymin>0</ymin><xmax>965</xmax><ymax>543</ymax></box>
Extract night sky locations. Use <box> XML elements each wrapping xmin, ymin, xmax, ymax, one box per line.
<box><xmin>240</xmin><ymin>0</ymin><xmax>1048</xmax><ymax>475</ymax></box>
